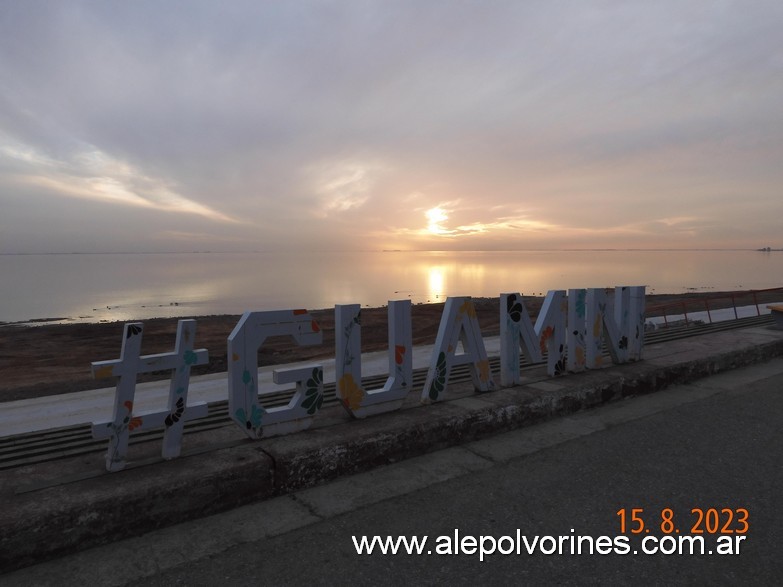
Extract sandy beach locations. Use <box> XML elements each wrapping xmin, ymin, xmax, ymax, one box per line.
<box><xmin>2</xmin><ymin>290</ymin><xmax>781</xmax><ymax>403</ymax></box>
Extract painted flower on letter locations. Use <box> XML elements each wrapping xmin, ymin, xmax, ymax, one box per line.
<box><xmin>428</xmin><ymin>351</ymin><xmax>448</xmax><ymax>401</ymax></box>
<box><xmin>458</xmin><ymin>299</ymin><xmax>477</xmax><ymax>319</ymax></box>
<box><xmin>477</xmin><ymin>359</ymin><xmax>490</xmax><ymax>383</ymax></box>
<box><xmin>301</xmin><ymin>367</ymin><xmax>324</xmax><ymax>415</ymax></box>
<box><xmin>593</xmin><ymin>314</ymin><xmax>603</xmax><ymax>337</ymax></box>
<box><xmin>574</xmin><ymin>345</ymin><xmax>585</xmax><ymax>367</ymax></box>
<box><xmin>540</xmin><ymin>326</ymin><xmax>554</xmax><ymax>355</ymax></box>
<box><xmin>395</xmin><ymin>345</ymin><xmax>406</xmax><ymax>365</ymax></box>
<box><xmin>338</xmin><ymin>373</ymin><xmax>365</xmax><ymax>411</ymax></box>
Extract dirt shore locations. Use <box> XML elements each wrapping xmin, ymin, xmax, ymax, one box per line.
<box><xmin>2</xmin><ymin>290</ymin><xmax>781</xmax><ymax>402</ymax></box>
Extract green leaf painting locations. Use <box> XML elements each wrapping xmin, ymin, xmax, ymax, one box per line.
<box><xmin>301</xmin><ymin>367</ymin><xmax>324</xmax><ymax>415</ymax></box>
<box><xmin>428</xmin><ymin>351</ymin><xmax>447</xmax><ymax>401</ymax></box>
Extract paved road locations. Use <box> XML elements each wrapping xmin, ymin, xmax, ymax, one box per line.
<box><xmin>6</xmin><ymin>358</ymin><xmax>783</xmax><ymax>586</ymax></box>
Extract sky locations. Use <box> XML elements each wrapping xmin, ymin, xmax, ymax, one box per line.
<box><xmin>1</xmin><ymin>0</ymin><xmax>782</xmax><ymax>254</ymax></box>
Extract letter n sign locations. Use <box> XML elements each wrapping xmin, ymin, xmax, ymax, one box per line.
<box><xmin>228</xmin><ymin>309</ymin><xmax>324</xmax><ymax>439</ymax></box>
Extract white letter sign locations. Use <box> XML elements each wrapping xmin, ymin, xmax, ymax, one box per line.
<box><xmin>228</xmin><ymin>309</ymin><xmax>324</xmax><ymax>439</ymax></box>
<box><xmin>499</xmin><ymin>293</ymin><xmax>543</xmax><ymax>386</ymax></box>
<box><xmin>585</xmin><ymin>286</ymin><xmax>645</xmax><ymax>368</ymax></box>
<box><xmin>91</xmin><ymin>320</ymin><xmax>209</xmax><ymax>471</ymax></box>
<box><xmin>421</xmin><ymin>297</ymin><xmax>495</xmax><ymax>403</ymax></box>
<box><xmin>335</xmin><ymin>301</ymin><xmax>413</xmax><ymax>418</ymax></box>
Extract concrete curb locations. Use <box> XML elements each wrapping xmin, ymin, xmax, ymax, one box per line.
<box><xmin>261</xmin><ymin>327</ymin><xmax>783</xmax><ymax>493</ymax></box>
<box><xmin>2</xmin><ymin>325</ymin><xmax>783</xmax><ymax>573</ymax></box>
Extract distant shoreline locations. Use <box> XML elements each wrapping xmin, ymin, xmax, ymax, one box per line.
<box><xmin>0</xmin><ymin>247</ymin><xmax>773</xmax><ymax>256</ymax></box>
<box><xmin>2</xmin><ymin>287</ymin><xmax>782</xmax><ymax>328</ymax></box>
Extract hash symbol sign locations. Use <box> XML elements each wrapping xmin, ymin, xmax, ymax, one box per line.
<box><xmin>91</xmin><ymin>319</ymin><xmax>209</xmax><ymax>471</ymax></box>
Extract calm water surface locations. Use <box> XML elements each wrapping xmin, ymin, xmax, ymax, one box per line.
<box><xmin>2</xmin><ymin>250</ymin><xmax>782</xmax><ymax>324</ymax></box>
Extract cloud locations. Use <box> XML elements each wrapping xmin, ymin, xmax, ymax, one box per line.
<box><xmin>1</xmin><ymin>1</ymin><xmax>783</xmax><ymax>252</ymax></box>
<box><xmin>3</xmin><ymin>135</ymin><xmax>240</xmax><ymax>224</ymax></box>
<box><xmin>396</xmin><ymin>200</ymin><xmax>562</xmax><ymax>243</ymax></box>
<box><xmin>308</xmin><ymin>159</ymin><xmax>388</xmax><ymax>216</ymax></box>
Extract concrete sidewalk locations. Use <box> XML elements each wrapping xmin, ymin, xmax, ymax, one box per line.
<box><xmin>2</xmin><ymin>322</ymin><xmax>783</xmax><ymax>573</ymax></box>
<box><xmin>0</xmin><ymin>337</ymin><xmax>502</xmax><ymax>437</ymax></box>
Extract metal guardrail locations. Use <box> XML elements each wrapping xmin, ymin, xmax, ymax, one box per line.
<box><xmin>0</xmin><ymin>312</ymin><xmax>776</xmax><ymax>471</ymax></box>
<box><xmin>645</xmin><ymin>287</ymin><xmax>783</xmax><ymax>328</ymax></box>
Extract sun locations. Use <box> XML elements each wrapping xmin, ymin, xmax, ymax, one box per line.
<box><xmin>425</xmin><ymin>206</ymin><xmax>450</xmax><ymax>235</ymax></box>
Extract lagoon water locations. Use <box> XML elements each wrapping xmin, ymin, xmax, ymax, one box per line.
<box><xmin>2</xmin><ymin>249</ymin><xmax>782</xmax><ymax>324</ymax></box>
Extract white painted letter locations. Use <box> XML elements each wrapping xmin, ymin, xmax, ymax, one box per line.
<box><xmin>422</xmin><ymin>297</ymin><xmax>495</xmax><ymax>403</ymax></box>
<box><xmin>567</xmin><ymin>289</ymin><xmax>587</xmax><ymax>373</ymax></box>
<box><xmin>228</xmin><ymin>310</ymin><xmax>323</xmax><ymax>439</ymax></box>
<box><xmin>335</xmin><ymin>301</ymin><xmax>413</xmax><ymax>418</ymax></box>
<box><xmin>91</xmin><ymin>320</ymin><xmax>209</xmax><ymax>471</ymax></box>
<box><xmin>585</xmin><ymin>286</ymin><xmax>646</xmax><ymax>368</ymax></box>
<box><xmin>499</xmin><ymin>293</ymin><xmax>543</xmax><ymax>386</ymax></box>
<box><xmin>537</xmin><ymin>290</ymin><xmax>568</xmax><ymax>377</ymax></box>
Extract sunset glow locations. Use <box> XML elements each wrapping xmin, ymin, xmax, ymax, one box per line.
<box><xmin>1</xmin><ymin>2</ymin><xmax>782</xmax><ymax>253</ymax></box>
<box><xmin>425</xmin><ymin>207</ymin><xmax>450</xmax><ymax>236</ymax></box>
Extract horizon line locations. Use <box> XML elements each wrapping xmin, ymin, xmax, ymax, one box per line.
<box><xmin>0</xmin><ymin>247</ymin><xmax>778</xmax><ymax>256</ymax></box>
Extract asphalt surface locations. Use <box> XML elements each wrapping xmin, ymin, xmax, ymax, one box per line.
<box><xmin>7</xmin><ymin>357</ymin><xmax>782</xmax><ymax>586</ymax></box>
